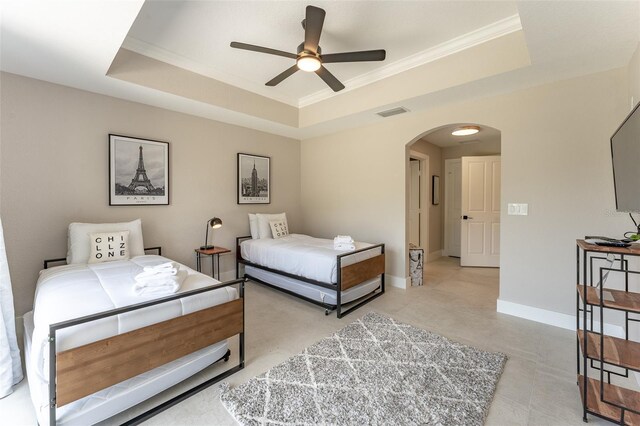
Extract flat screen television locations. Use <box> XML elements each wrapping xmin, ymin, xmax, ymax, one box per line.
<box><xmin>611</xmin><ymin>101</ymin><xmax>640</xmax><ymax>212</ymax></box>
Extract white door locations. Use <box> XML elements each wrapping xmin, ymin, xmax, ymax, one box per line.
<box><xmin>444</xmin><ymin>159</ymin><xmax>462</xmax><ymax>257</ymax></box>
<box><xmin>461</xmin><ymin>155</ymin><xmax>501</xmax><ymax>267</ymax></box>
<box><xmin>409</xmin><ymin>159</ymin><xmax>421</xmax><ymax>247</ymax></box>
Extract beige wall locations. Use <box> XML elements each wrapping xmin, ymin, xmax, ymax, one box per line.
<box><xmin>108</xmin><ymin>49</ymin><xmax>299</xmax><ymax>127</ymax></box>
<box><xmin>629</xmin><ymin>43</ymin><xmax>640</xmax><ymax>106</ymax></box>
<box><xmin>299</xmin><ymin>31</ymin><xmax>531</xmax><ymax>128</ymax></box>
<box><xmin>441</xmin><ymin>139</ymin><xmax>501</xmax><ymax>160</ymax></box>
<box><xmin>0</xmin><ymin>72</ymin><xmax>301</xmax><ymax>316</ymax></box>
<box><xmin>301</xmin><ymin>67</ymin><xmax>629</xmax><ymax>314</ymax></box>
<box><xmin>409</xmin><ymin>139</ymin><xmax>443</xmax><ymax>255</ymax></box>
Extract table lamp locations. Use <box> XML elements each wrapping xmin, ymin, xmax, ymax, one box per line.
<box><xmin>200</xmin><ymin>217</ymin><xmax>222</xmax><ymax>250</ymax></box>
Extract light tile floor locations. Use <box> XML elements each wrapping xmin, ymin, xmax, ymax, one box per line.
<box><xmin>1</xmin><ymin>257</ymin><xmax>617</xmax><ymax>425</ymax></box>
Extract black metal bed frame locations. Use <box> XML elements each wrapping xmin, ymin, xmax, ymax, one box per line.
<box><xmin>42</xmin><ymin>247</ymin><xmax>245</xmax><ymax>425</ymax></box>
<box><xmin>235</xmin><ymin>236</ymin><xmax>385</xmax><ymax>318</ymax></box>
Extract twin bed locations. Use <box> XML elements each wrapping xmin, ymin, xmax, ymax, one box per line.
<box><xmin>236</xmin><ymin>218</ymin><xmax>385</xmax><ymax>318</ymax></box>
<box><xmin>26</xmin><ymin>216</ymin><xmax>385</xmax><ymax>425</ymax></box>
<box><xmin>25</xmin><ymin>221</ymin><xmax>245</xmax><ymax>426</ymax></box>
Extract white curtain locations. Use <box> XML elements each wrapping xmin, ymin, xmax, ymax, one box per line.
<box><xmin>0</xmin><ymin>217</ymin><xmax>22</xmax><ymax>398</ymax></box>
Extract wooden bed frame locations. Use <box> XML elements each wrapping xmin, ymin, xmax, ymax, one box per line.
<box><xmin>235</xmin><ymin>236</ymin><xmax>385</xmax><ymax>318</ymax></box>
<box><xmin>42</xmin><ymin>248</ymin><xmax>245</xmax><ymax>425</ymax></box>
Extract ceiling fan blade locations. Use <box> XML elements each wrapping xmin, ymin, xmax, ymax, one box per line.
<box><xmin>266</xmin><ymin>65</ymin><xmax>299</xmax><ymax>86</ymax></box>
<box><xmin>304</xmin><ymin>6</ymin><xmax>325</xmax><ymax>52</ymax></box>
<box><xmin>316</xmin><ymin>66</ymin><xmax>345</xmax><ymax>92</ymax></box>
<box><xmin>322</xmin><ymin>49</ymin><xmax>386</xmax><ymax>63</ymax></box>
<box><xmin>230</xmin><ymin>41</ymin><xmax>297</xmax><ymax>59</ymax></box>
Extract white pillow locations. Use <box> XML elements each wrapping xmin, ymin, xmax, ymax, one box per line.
<box><xmin>248</xmin><ymin>214</ymin><xmax>259</xmax><ymax>239</ymax></box>
<box><xmin>88</xmin><ymin>231</ymin><xmax>130</xmax><ymax>264</ymax></box>
<box><xmin>269</xmin><ymin>219</ymin><xmax>289</xmax><ymax>239</ymax></box>
<box><xmin>67</xmin><ymin>219</ymin><xmax>145</xmax><ymax>264</ymax></box>
<box><xmin>256</xmin><ymin>213</ymin><xmax>287</xmax><ymax>239</ymax></box>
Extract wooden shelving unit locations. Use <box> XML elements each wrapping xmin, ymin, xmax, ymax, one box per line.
<box><xmin>576</xmin><ymin>240</ymin><xmax>640</xmax><ymax>424</ymax></box>
<box><xmin>577</xmin><ymin>330</ymin><xmax>640</xmax><ymax>371</ymax></box>
<box><xmin>578</xmin><ymin>376</ymin><xmax>640</xmax><ymax>425</ymax></box>
<box><xmin>577</xmin><ymin>285</ymin><xmax>640</xmax><ymax>314</ymax></box>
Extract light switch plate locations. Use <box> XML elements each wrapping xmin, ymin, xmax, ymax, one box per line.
<box><xmin>508</xmin><ymin>203</ymin><xmax>529</xmax><ymax>215</ymax></box>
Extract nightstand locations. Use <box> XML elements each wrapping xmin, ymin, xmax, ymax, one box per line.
<box><xmin>194</xmin><ymin>246</ymin><xmax>231</xmax><ymax>280</ymax></box>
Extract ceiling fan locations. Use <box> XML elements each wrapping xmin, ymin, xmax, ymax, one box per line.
<box><xmin>230</xmin><ymin>5</ymin><xmax>386</xmax><ymax>92</ymax></box>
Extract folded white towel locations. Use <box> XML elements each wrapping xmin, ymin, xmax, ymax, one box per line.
<box><xmin>143</xmin><ymin>261</ymin><xmax>179</xmax><ymax>275</ymax></box>
<box><xmin>148</xmin><ymin>261</ymin><xmax>179</xmax><ymax>270</ymax></box>
<box><xmin>334</xmin><ymin>235</ymin><xmax>354</xmax><ymax>244</ymax></box>
<box><xmin>135</xmin><ymin>272</ymin><xmax>173</xmax><ymax>283</ymax></box>
<box><xmin>133</xmin><ymin>270</ymin><xmax>188</xmax><ymax>296</ymax></box>
<box><xmin>135</xmin><ymin>269</ymin><xmax>175</xmax><ymax>281</ymax></box>
<box><xmin>334</xmin><ymin>243</ymin><xmax>356</xmax><ymax>251</ymax></box>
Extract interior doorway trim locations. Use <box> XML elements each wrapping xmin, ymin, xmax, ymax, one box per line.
<box><xmin>409</xmin><ymin>150</ymin><xmax>429</xmax><ymax>254</ymax></box>
<box><xmin>444</xmin><ymin>158</ymin><xmax>461</xmax><ymax>257</ymax></box>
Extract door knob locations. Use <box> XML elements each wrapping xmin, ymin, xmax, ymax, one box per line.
<box><xmin>462</xmin><ymin>215</ymin><xmax>473</xmax><ymax>220</ymax></box>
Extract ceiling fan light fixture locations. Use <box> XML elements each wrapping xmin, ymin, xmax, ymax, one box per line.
<box><xmin>297</xmin><ymin>55</ymin><xmax>321</xmax><ymax>72</ymax></box>
<box><xmin>230</xmin><ymin>5</ymin><xmax>385</xmax><ymax>91</ymax></box>
<box><xmin>452</xmin><ymin>126</ymin><xmax>481</xmax><ymax>136</ymax></box>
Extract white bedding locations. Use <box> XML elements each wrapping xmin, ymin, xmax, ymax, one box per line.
<box><xmin>30</xmin><ymin>255</ymin><xmax>237</xmax><ymax>386</ymax></box>
<box><xmin>240</xmin><ymin>234</ymin><xmax>380</xmax><ymax>284</ymax></box>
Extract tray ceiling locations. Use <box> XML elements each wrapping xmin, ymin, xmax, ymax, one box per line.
<box><xmin>124</xmin><ymin>1</ymin><xmax>520</xmax><ymax>105</ymax></box>
<box><xmin>1</xmin><ymin>1</ymin><xmax>639</xmax><ymax>139</ymax></box>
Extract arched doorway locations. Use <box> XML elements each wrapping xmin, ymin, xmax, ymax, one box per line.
<box><xmin>405</xmin><ymin>123</ymin><xmax>502</xmax><ymax>284</ymax></box>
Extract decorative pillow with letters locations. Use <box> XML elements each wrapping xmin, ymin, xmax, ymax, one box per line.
<box><xmin>256</xmin><ymin>213</ymin><xmax>287</xmax><ymax>239</ymax></box>
<box><xmin>88</xmin><ymin>230</ymin><xmax>130</xmax><ymax>264</ymax></box>
<box><xmin>269</xmin><ymin>220</ymin><xmax>289</xmax><ymax>239</ymax></box>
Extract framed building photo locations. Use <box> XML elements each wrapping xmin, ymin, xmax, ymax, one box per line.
<box><xmin>109</xmin><ymin>134</ymin><xmax>170</xmax><ymax>206</ymax></box>
<box><xmin>237</xmin><ymin>153</ymin><xmax>270</xmax><ymax>204</ymax></box>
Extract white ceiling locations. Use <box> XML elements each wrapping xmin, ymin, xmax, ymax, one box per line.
<box><xmin>125</xmin><ymin>0</ymin><xmax>519</xmax><ymax>105</ymax></box>
<box><xmin>1</xmin><ymin>1</ymin><xmax>639</xmax><ymax>140</ymax></box>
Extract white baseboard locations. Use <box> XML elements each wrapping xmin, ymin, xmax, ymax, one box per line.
<box><xmin>427</xmin><ymin>250</ymin><xmax>442</xmax><ymax>263</ymax></box>
<box><xmin>497</xmin><ymin>299</ymin><xmax>576</xmax><ymax>330</ymax></box>
<box><xmin>387</xmin><ymin>274</ymin><xmax>407</xmax><ymax>289</ymax></box>
<box><xmin>496</xmin><ymin>299</ymin><xmax>623</xmax><ymax>334</ymax></box>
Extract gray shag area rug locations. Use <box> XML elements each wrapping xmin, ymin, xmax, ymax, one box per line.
<box><xmin>221</xmin><ymin>312</ymin><xmax>507</xmax><ymax>425</ymax></box>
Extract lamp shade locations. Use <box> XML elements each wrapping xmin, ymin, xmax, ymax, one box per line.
<box><xmin>209</xmin><ymin>217</ymin><xmax>223</xmax><ymax>229</ymax></box>
<box><xmin>201</xmin><ymin>217</ymin><xmax>223</xmax><ymax>250</ymax></box>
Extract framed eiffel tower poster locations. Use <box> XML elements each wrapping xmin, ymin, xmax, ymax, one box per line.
<box><xmin>109</xmin><ymin>134</ymin><xmax>170</xmax><ymax>206</ymax></box>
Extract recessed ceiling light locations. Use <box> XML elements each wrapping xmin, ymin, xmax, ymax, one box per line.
<box><xmin>452</xmin><ymin>126</ymin><xmax>480</xmax><ymax>136</ymax></box>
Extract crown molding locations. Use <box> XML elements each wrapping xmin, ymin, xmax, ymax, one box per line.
<box><xmin>121</xmin><ymin>37</ymin><xmax>300</xmax><ymax>107</ymax></box>
<box><xmin>122</xmin><ymin>14</ymin><xmax>521</xmax><ymax>109</ymax></box>
<box><xmin>298</xmin><ymin>14</ymin><xmax>523</xmax><ymax>107</ymax></box>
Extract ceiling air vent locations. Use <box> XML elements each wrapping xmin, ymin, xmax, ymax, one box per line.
<box><xmin>459</xmin><ymin>139</ymin><xmax>481</xmax><ymax>145</ymax></box>
<box><xmin>376</xmin><ymin>107</ymin><xmax>409</xmax><ymax>118</ymax></box>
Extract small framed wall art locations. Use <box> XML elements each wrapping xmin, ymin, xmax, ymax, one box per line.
<box><xmin>432</xmin><ymin>175</ymin><xmax>440</xmax><ymax>205</ymax></box>
<box><xmin>109</xmin><ymin>134</ymin><xmax>170</xmax><ymax>206</ymax></box>
<box><xmin>237</xmin><ymin>153</ymin><xmax>270</xmax><ymax>204</ymax></box>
